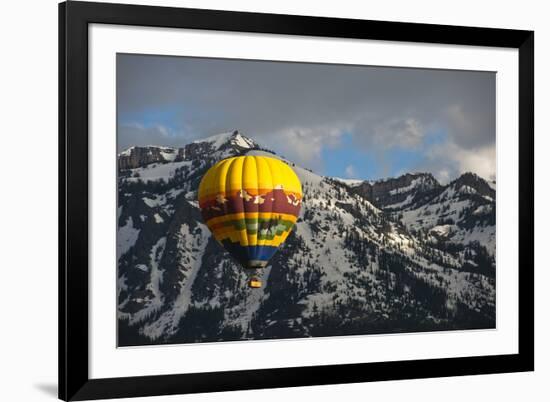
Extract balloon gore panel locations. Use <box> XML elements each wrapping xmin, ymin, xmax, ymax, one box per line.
<box><xmin>198</xmin><ymin>155</ymin><xmax>303</xmax><ymax>269</ymax></box>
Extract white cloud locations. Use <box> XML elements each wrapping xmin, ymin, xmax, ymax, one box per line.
<box><xmin>344</xmin><ymin>165</ymin><xmax>356</xmax><ymax>178</ymax></box>
<box><xmin>435</xmin><ymin>169</ymin><xmax>451</xmax><ymax>184</ymax></box>
<box><xmin>118</xmin><ymin>123</ymin><xmax>184</xmax><ymax>150</ymax></box>
<box><xmin>262</xmin><ymin>125</ymin><xmax>348</xmax><ymax>171</ymax></box>
<box><xmin>455</xmin><ymin>145</ymin><xmax>496</xmax><ymax>181</ymax></box>
<box><xmin>387</xmin><ymin>118</ymin><xmax>425</xmax><ymax>148</ymax></box>
<box><xmin>358</xmin><ymin>117</ymin><xmax>426</xmax><ymax>149</ymax></box>
<box><xmin>426</xmin><ymin>141</ymin><xmax>496</xmax><ymax>183</ymax></box>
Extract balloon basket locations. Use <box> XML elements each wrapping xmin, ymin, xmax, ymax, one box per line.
<box><xmin>248</xmin><ymin>278</ymin><xmax>263</xmax><ymax>288</ymax></box>
<box><xmin>247</xmin><ymin>267</ymin><xmax>263</xmax><ymax>288</ymax></box>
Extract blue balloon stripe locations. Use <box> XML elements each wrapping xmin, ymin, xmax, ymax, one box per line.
<box><xmin>220</xmin><ymin>240</ymin><xmax>279</xmax><ymax>267</ymax></box>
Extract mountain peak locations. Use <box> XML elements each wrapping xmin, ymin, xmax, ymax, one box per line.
<box><xmin>450</xmin><ymin>172</ymin><xmax>495</xmax><ymax>199</ymax></box>
<box><xmin>195</xmin><ymin>130</ymin><xmax>256</xmax><ymax>150</ymax></box>
<box><xmin>373</xmin><ymin>172</ymin><xmax>438</xmax><ymax>186</ymax></box>
<box><xmin>118</xmin><ymin>131</ymin><xmax>260</xmax><ymax>170</ymax></box>
<box><xmin>454</xmin><ymin>171</ymin><xmax>486</xmax><ymax>183</ymax></box>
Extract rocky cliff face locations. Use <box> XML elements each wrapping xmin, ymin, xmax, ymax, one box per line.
<box><xmin>118</xmin><ymin>146</ymin><xmax>178</xmax><ymax>170</ymax></box>
<box><xmin>117</xmin><ymin>131</ymin><xmax>496</xmax><ymax>346</ymax></box>
<box><xmin>351</xmin><ymin>173</ymin><xmax>443</xmax><ymax>211</ymax></box>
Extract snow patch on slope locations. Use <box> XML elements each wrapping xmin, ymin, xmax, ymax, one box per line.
<box><xmin>117</xmin><ymin>217</ymin><xmax>140</xmax><ymax>260</ymax></box>
<box><xmin>141</xmin><ymin>223</ymin><xmax>210</xmax><ymax>339</ymax></box>
<box><xmin>126</xmin><ymin>160</ymin><xmax>192</xmax><ymax>183</ymax></box>
<box><xmin>333</xmin><ymin>177</ymin><xmax>364</xmax><ymax>187</ymax></box>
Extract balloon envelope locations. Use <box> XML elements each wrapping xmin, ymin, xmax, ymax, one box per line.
<box><xmin>198</xmin><ymin>155</ymin><xmax>302</xmax><ymax>269</ymax></box>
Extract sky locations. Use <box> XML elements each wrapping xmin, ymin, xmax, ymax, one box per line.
<box><xmin>117</xmin><ymin>54</ymin><xmax>496</xmax><ymax>183</ymax></box>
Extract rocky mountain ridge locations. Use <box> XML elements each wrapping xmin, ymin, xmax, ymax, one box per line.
<box><xmin>117</xmin><ymin>131</ymin><xmax>496</xmax><ymax>345</ymax></box>
<box><xmin>349</xmin><ymin>172</ymin><xmax>443</xmax><ymax>211</ymax></box>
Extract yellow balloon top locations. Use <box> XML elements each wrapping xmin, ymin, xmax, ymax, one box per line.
<box><xmin>198</xmin><ymin>155</ymin><xmax>302</xmax><ymax>200</ymax></box>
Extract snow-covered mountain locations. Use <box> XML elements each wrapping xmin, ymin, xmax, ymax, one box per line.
<box><xmin>117</xmin><ymin>131</ymin><xmax>496</xmax><ymax>346</ymax></box>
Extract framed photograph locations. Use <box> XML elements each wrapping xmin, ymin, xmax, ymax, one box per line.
<box><xmin>59</xmin><ymin>1</ymin><xmax>534</xmax><ymax>400</ymax></box>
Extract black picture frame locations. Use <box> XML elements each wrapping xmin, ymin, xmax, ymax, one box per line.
<box><xmin>59</xmin><ymin>1</ymin><xmax>534</xmax><ymax>400</ymax></box>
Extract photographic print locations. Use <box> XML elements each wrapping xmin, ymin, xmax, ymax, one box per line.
<box><xmin>116</xmin><ymin>54</ymin><xmax>496</xmax><ymax>347</ymax></box>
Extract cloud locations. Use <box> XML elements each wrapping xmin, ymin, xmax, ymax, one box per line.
<box><xmin>117</xmin><ymin>54</ymin><xmax>496</xmax><ymax>181</ymax></box>
<box><xmin>444</xmin><ymin>101</ymin><xmax>495</xmax><ymax>149</ymax></box>
<box><xmin>425</xmin><ymin>141</ymin><xmax>496</xmax><ymax>183</ymax></box>
<box><xmin>262</xmin><ymin>124</ymin><xmax>348</xmax><ymax>171</ymax></box>
<box><xmin>371</xmin><ymin>118</ymin><xmax>425</xmax><ymax>149</ymax></box>
<box><xmin>344</xmin><ymin>164</ymin><xmax>356</xmax><ymax>178</ymax></box>
<box><xmin>454</xmin><ymin>145</ymin><xmax>496</xmax><ymax>182</ymax></box>
<box><xmin>118</xmin><ymin>123</ymin><xmax>181</xmax><ymax>151</ymax></box>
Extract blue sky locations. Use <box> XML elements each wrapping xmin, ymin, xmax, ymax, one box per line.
<box><xmin>319</xmin><ymin>130</ymin><xmax>448</xmax><ymax>180</ymax></box>
<box><xmin>120</xmin><ymin>107</ymin><xmax>180</xmax><ymax>129</ymax></box>
<box><xmin>117</xmin><ymin>54</ymin><xmax>496</xmax><ymax>183</ymax></box>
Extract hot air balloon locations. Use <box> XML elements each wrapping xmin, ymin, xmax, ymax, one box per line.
<box><xmin>198</xmin><ymin>155</ymin><xmax>302</xmax><ymax>288</ymax></box>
